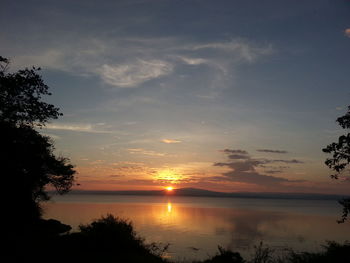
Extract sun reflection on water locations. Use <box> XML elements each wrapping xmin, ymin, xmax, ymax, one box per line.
<box><xmin>44</xmin><ymin>196</ymin><xmax>350</xmax><ymax>262</ymax></box>
<box><xmin>167</xmin><ymin>202</ymin><xmax>172</xmax><ymax>213</ymax></box>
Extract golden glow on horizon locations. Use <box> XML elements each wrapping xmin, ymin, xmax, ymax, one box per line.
<box><xmin>156</xmin><ymin>169</ymin><xmax>182</xmax><ymax>184</ymax></box>
<box><xmin>166</xmin><ymin>186</ymin><xmax>173</xmax><ymax>191</ymax></box>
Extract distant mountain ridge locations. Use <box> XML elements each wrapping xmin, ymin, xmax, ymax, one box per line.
<box><xmin>69</xmin><ymin>187</ymin><xmax>348</xmax><ymax>200</ymax></box>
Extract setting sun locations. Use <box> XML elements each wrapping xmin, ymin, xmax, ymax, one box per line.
<box><xmin>166</xmin><ymin>186</ymin><xmax>173</xmax><ymax>191</ymax></box>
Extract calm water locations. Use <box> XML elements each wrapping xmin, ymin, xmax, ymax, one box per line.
<box><xmin>44</xmin><ymin>194</ymin><xmax>350</xmax><ymax>261</ymax></box>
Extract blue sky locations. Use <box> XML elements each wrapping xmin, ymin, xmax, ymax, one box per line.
<box><xmin>1</xmin><ymin>0</ymin><xmax>350</xmax><ymax>193</ymax></box>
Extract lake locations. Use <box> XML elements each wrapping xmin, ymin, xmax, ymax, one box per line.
<box><xmin>44</xmin><ymin>194</ymin><xmax>350</xmax><ymax>261</ymax></box>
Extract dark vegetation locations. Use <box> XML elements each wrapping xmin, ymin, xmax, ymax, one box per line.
<box><xmin>323</xmin><ymin>106</ymin><xmax>350</xmax><ymax>222</ymax></box>
<box><xmin>0</xmin><ymin>56</ymin><xmax>75</xmax><ymax>223</ymax></box>
<box><xmin>2</xmin><ymin>56</ymin><xmax>350</xmax><ymax>262</ymax></box>
<box><xmin>38</xmin><ymin>215</ymin><xmax>168</xmax><ymax>263</ymax></box>
<box><xmin>195</xmin><ymin>241</ymin><xmax>350</xmax><ymax>263</ymax></box>
<box><xmin>0</xmin><ymin>56</ymin><xmax>74</xmax><ymax>261</ymax></box>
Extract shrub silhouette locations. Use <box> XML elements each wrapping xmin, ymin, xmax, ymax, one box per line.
<box><xmin>45</xmin><ymin>214</ymin><xmax>168</xmax><ymax>263</ymax></box>
<box><xmin>251</xmin><ymin>242</ymin><xmax>274</xmax><ymax>263</ymax></box>
<box><xmin>194</xmin><ymin>241</ymin><xmax>350</xmax><ymax>263</ymax></box>
<box><xmin>286</xmin><ymin>241</ymin><xmax>350</xmax><ymax>263</ymax></box>
<box><xmin>199</xmin><ymin>246</ymin><xmax>245</xmax><ymax>263</ymax></box>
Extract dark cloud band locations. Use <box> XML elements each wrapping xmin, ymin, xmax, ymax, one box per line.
<box><xmin>256</xmin><ymin>149</ymin><xmax>288</xmax><ymax>154</ymax></box>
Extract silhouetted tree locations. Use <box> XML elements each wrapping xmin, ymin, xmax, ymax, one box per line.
<box><xmin>0</xmin><ymin>56</ymin><xmax>75</xmax><ymax>223</ymax></box>
<box><xmin>323</xmin><ymin>106</ymin><xmax>350</xmax><ymax>222</ymax></box>
<box><xmin>2</xmin><ymin>123</ymin><xmax>75</xmax><ymax>220</ymax></box>
<box><xmin>0</xmin><ymin>56</ymin><xmax>61</xmax><ymax>127</ymax></box>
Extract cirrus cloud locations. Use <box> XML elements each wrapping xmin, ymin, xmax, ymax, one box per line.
<box><xmin>161</xmin><ymin>138</ymin><xmax>182</xmax><ymax>144</ymax></box>
<box><xmin>45</xmin><ymin>123</ymin><xmax>112</xmax><ymax>133</ymax></box>
<box><xmin>99</xmin><ymin>59</ymin><xmax>173</xmax><ymax>87</ymax></box>
<box><xmin>177</xmin><ymin>56</ymin><xmax>208</xmax><ymax>65</ymax></box>
<box><xmin>127</xmin><ymin>148</ymin><xmax>166</xmax><ymax>157</ymax></box>
<box><xmin>7</xmin><ymin>36</ymin><xmax>273</xmax><ymax>90</ymax></box>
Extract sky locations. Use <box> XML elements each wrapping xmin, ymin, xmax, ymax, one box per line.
<box><xmin>1</xmin><ymin>0</ymin><xmax>350</xmax><ymax>194</ymax></box>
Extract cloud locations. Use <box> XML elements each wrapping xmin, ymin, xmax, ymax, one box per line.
<box><xmin>189</xmin><ymin>40</ymin><xmax>273</xmax><ymax>62</ymax></box>
<box><xmin>108</xmin><ymin>174</ymin><xmax>125</xmax><ymax>178</ymax></box>
<box><xmin>227</xmin><ymin>154</ymin><xmax>250</xmax><ymax>160</ymax></box>
<box><xmin>215</xmin><ymin>159</ymin><xmax>263</xmax><ymax>171</ymax></box>
<box><xmin>98</xmin><ymin>59</ymin><xmax>173</xmax><ymax>87</ymax></box>
<box><xmin>89</xmin><ymin>159</ymin><xmax>106</xmax><ymax>165</ymax></box>
<box><xmin>256</xmin><ymin>149</ymin><xmax>288</xmax><ymax>154</ymax></box>
<box><xmin>215</xmin><ymin>148</ymin><xmax>304</xmax><ymax>186</ymax></box>
<box><xmin>215</xmin><ymin>159</ymin><xmax>291</xmax><ymax>184</ymax></box>
<box><xmin>45</xmin><ymin>123</ymin><xmax>112</xmax><ymax>133</ymax></box>
<box><xmin>127</xmin><ymin>148</ymin><xmax>166</xmax><ymax>157</ymax></box>
<box><xmin>10</xmin><ymin>49</ymin><xmax>67</xmax><ymax>71</ymax></box>
<box><xmin>178</xmin><ymin>56</ymin><xmax>208</xmax><ymax>65</ymax></box>
<box><xmin>270</xmin><ymin>159</ymin><xmax>304</xmax><ymax>164</ymax></box>
<box><xmin>345</xmin><ymin>28</ymin><xmax>350</xmax><ymax>38</ymax></box>
<box><xmin>220</xmin><ymin>149</ymin><xmax>251</xmax><ymax>160</ymax></box>
<box><xmin>8</xmin><ymin>36</ymin><xmax>273</xmax><ymax>90</ymax></box>
<box><xmin>46</xmin><ymin>123</ymin><xmax>92</xmax><ymax>132</ymax></box>
<box><xmin>222</xmin><ymin>149</ymin><xmax>248</xmax><ymax>155</ymax></box>
<box><xmin>161</xmin><ymin>138</ymin><xmax>182</xmax><ymax>144</ymax></box>
<box><xmin>264</xmin><ymin>170</ymin><xmax>283</xmax><ymax>174</ymax></box>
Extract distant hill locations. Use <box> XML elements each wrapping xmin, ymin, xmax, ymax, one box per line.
<box><xmin>69</xmin><ymin>188</ymin><xmax>347</xmax><ymax>200</ymax></box>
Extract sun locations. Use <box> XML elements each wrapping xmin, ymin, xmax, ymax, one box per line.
<box><xmin>165</xmin><ymin>186</ymin><xmax>173</xmax><ymax>191</ymax></box>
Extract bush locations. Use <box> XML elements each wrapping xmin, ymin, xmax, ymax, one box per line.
<box><xmin>198</xmin><ymin>246</ymin><xmax>245</xmax><ymax>263</ymax></box>
<box><xmin>56</xmin><ymin>214</ymin><xmax>168</xmax><ymax>263</ymax></box>
<box><xmin>285</xmin><ymin>241</ymin><xmax>350</xmax><ymax>263</ymax></box>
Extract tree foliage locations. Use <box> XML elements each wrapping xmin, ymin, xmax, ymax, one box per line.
<box><xmin>0</xmin><ymin>56</ymin><xmax>75</xmax><ymax>222</ymax></box>
<box><xmin>323</xmin><ymin>106</ymin><xmax>350</xmax><ymax>222</ymax></box>
<box><xmin>0</xmin><ymin>56</ymin><xmax>61</xmax><ymax>127</ymax></box>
